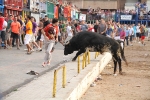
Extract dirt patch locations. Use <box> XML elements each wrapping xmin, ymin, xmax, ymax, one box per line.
<box><xmin>81</xmin><ymin>41</ymin><xmax>150</xmax><ymax>100</ymax></box>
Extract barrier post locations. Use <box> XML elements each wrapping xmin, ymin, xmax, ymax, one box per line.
<box><xmin>82</xmin><ymin>54</ymin><xmax>85</xmax><ymax>69</ymax></box>
<box><xmin>88</xmin><ymin>51</ymin><xmax>90</xmax><ymax>64</ymax></box>
<box><xmin>53</xmin><ymin>70</ymin><xmax>57</xmax><ymax>97</ymax></box>
<box><xmin>97</xmin><ymin>52</ymin><xmax>99</xmax><ymax>57</ymax></box>
<box><xmin>85</xmin><ymin>52</ymin><xmax>87</xmax><ymax>67</ymax></box>
<box><xmin>95</xmin><ymin>52</ymin><xmax>97</xmax><ymax>59</ymax></box>
<box><xmin>62</xmin><ymin>66</ymin><xmax>66</xmax><ymax>88</ymax></box>
<box><xmin>78</xmin><ymin>56</ymin><xmax>80</xmax><ymax>73</ymax></box>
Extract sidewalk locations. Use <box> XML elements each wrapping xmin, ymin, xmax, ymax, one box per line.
<box><xmin>3</xmin><ymin>52</ymin><xmax>104</xmax><ymax>100</ymax></box>
<box><xmin>0</xmin><ymin>43</ymin><xmax>75</xmax><ymax>97</ymax></box>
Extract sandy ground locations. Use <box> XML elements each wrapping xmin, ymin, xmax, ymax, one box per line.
<box><xmin>81</xmin><ymin>40</ymin><xmax>150</xmax><ymax>100</ymax></box>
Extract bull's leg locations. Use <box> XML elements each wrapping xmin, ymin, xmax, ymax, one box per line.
<box><xmin>118</xmin><ymin>57</ymin><xmax>123</xmax><ymax>75</ymax></box>
<box><xmin>113</xmin><ymin>59</ymin><xmax>117</xmax><ymax>74</ymax></box>
<box><xmin>72</xmin><ymin>49</ymin><xmax>86</xmax><ymax>61</ymax></box>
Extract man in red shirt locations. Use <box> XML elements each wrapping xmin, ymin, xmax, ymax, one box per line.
<box><xmin>41</xmin><ymin>18</ymin><xmax>59</xmax><ymax>67</ymax></box>
<box><xmin>0</xmin><ymin>12</ymin><xmax>4</xmax><ymax>47</ymax></box>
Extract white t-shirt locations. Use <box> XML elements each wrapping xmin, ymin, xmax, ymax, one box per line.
<box><xmin>58</xmin><ymin>27</ymin><xmax>61</xmax><ymax>36</ymax></box>
<box><xmin>136</xmin><ymin>26</ymin><xmax>141</xmax><ymax>33</ymax></box>
<box><xmin>129</xmin><ymin>28</ymin><xmax>134</xmax><ymax>35</ymax></box>
<box><xmin>67</xmin><ymin>26</ymin><xmax>72</xmax><ymax>37</ymax></box>
<box><xmin>2</xmin><ymin>21</ymin><xmax>7</xmax><ymax>31</ymax></box>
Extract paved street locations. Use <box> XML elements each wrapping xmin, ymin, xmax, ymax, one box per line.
<box><xmin>0</xmin><ymin>43</ymin><xmax>75</xmax><ymax>98</ymax></box>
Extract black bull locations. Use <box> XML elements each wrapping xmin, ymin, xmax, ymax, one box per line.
<box><xmin>64</xmin><ymin>31</ymin><xmax>128</xmax><ymax>74</ymax></box>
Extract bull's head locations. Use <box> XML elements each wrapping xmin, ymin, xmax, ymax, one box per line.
<box><xmin>64</xmin><ymin>41</ymin><xmax>74</xmax><ymax>55</ymax></box>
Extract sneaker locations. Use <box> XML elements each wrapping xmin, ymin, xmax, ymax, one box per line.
<box><xmin>9</xmin><ymin>46</ymin><xmax>12</xmax><ymax>49</ymax></box>
<box><xmin>47</xmin><ymin>61</ymin><xmax>50</xmax><ymax>66</ymax></box>
<box><xmin>37</xmin><ymin>48</ymin><xmax>42</xmax><ymax>51</ymax></box>
<box><xmin>42</xmin><ymin>62</ymin><xmax>46</xmax><ymax>67</ymax></box>
<box><xmin>27</xmin><ymin>51</ymin><xmax>32</xmax><ymax>55</ymax></box>
<box><xmin>31</xmin><ymin>49</ymin><xmax>35</xmax><ymax>52</ymax></box>
<box><xmin>17</xmin><ymin>48</ymin><xmax>20</xmax><ymax>50</ymax></box>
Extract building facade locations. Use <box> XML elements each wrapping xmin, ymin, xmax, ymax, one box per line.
<box><xmin>4</xmin><ymin>0</ymin><xmax>23</xmax><ymax>16</ymax></box>
<box><xmin>63</xmin><ymin>0</ymin><xmax>134</xmax><ymax>10</ymax></box>
<box><xmin>30</xmin><ymin>0</ymin><xmax>40</xmax><ymax>23</ymax></box>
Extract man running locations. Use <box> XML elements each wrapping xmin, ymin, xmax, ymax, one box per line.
<box><xmin>41</xmin><ymin>18</ymin><xmax>59</xmax><ymax>67</ymax></box>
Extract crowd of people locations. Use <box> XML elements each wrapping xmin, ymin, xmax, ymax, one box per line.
<box><xmin>0</xmin><ymin>10</ymin><xmax>150</xmax><ymax>67</ymax></box>
<box><xmin>86</xmin><ymin>1</ymin><xmax>150</xmax><ymax>21</ymax></box>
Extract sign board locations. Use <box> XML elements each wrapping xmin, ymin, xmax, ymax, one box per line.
<box><xmin>120</xmin><ymin>15</ymin><xmax>132</xmax><ymax>20</ymax></box>
<box><xmin>79</xmin><ymin>14</ymin><xmax>86</xmax><ymax>21</ymax></box>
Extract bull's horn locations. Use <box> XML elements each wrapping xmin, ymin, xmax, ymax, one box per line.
<box><xmin>65</xmin><ymin>41</ymin><xmax>70</xmax><ymax>45</ymax></box>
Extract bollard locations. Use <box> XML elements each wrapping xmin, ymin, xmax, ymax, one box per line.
<box><xmin>97</xmin><ymin>52</ymin><xmax>99</xmax><ymax>57</ymax></box>
<box><xmin>82</xmin><ymin>54</ymin><xmax>85</xmax><ymax>69</ymax></box>
<box><xmin>62</xmin><ymin>66</ymin><xmax>66</xmax><ymax>88</ymax></box>
<box><xmin>88</xmin><ymin>51</ymin><xmax>90</xmax><ymax>64</ymax></box>
<box><xmin>95</xmin><ymin>52</ymin><xmax>97</xmax><ymax>59</ymax></box>
<box><xmin>53</xmin><ymin>70</ymin><xmax>57</xmax><ymax>97</ymax></box>
<box><xmin>78</xmin><ymin>56</ymin><xmax>80</xmax><ymax>73</ymax></box>
<box><xmin>85</xmin><ymin>52</ymin><xmax>87</xmax><ymax>67</ymax></box>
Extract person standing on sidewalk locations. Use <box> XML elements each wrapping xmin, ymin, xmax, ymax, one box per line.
<box><xmin>0</xmin><ymin>12</ymin><xmax>4</xmax><ymax>48</ymax></box>
<box><xmin>17</xmin><ymin>15</ymin><xmax>23</xmax><ymax>46</ymax></box>
<box><xmin>2</xmin><ymin>19</ymin><xmax>8</xmax><ymax>49</ymax></box>
<box><xmin>6</xmin><ymin>15</ymin><xmax>13</xmax><ymax>48</ymax></box>
<box><xmin>24</xmin><ymin>15</ymin><xmax>33</xmax><ymax>54</ymax></box>
<box><xmin>8</xmin><ymin>16</ymin><xmax>21</xmax><ymax>49</ymax></box>
<box><xmin>30</xmin><ymin>17</ymin><xmax>42</xmax><ymax>51</ymax></box>
<box><xmin>66</xmin><ymin>22</ymin><xmax>73</xmax><ymax>42</ymax></box>
<box><xmin>41</xmin><ymin>18</ymin><xmax>59</xmax><ymax>67</ymax></box>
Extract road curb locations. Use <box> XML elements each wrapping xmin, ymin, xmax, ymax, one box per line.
<box><xmin>55</xmin><ymin>52</ymin><xmax>112</xmax><ymax>100</ymax></box>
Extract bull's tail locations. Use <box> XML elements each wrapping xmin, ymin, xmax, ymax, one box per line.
<box><xmin>120</xmin><ymin>43</ymin><xmax>128</xmax><ymax>66</ymax></box>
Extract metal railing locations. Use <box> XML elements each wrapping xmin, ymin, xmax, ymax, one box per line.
<box><xmin>77</xmin><ymin>51</ymin><xmax>90</xmax><ymax>73</ymax></box>
<box><xmin>52</xmin><ymin>51</ymin><xmax>100</xmax><ymax>97</ymax></box>
<box><xmin>52</xmin><ymin>65</ymin><xmax>66</xmax><ymax>97</ymax></box>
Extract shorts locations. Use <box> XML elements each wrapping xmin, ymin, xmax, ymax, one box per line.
<box><xmin>30</xmin><ymin>34</ymin><xmax>35</xmax><ymax>42</ymax></box>
<box><xmin>0</xmin><ymin>31</ymin><xmax>6</xmax><ymax>41</ymax></box>
<box><xmin>40</xmin><ymin>34</ymin><xmax>44</xmax><ymax>41</ymax></box>
<box><xmin>136</xmin><ymin>33</ymin><xmax>140</xmax><ymax>37</ymax></box>
<box><xmin>11</xmin><ymin>32</ymin><xmax>19</xmax><ymax>39</ymax></box>
<box><xmin>5</xmin><ymin>32</ymin><xmax>11</xmax><ymax>40</ymax></box>
<box><xmin>141</xmin><ymin>36</ymin><xmax>145</xmax><ymax>40</ymax></box>
<box><xmin>24</xmin><ymin>34</ymin><xmax>32</xmax><ymax>45</ymax></box>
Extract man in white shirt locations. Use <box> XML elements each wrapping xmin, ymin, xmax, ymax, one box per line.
<box><xmin>1</xmin><ymin>20</ymin><xmax>8</xmax><ymax>48</ymax></box>
<box><xmin>63</xmin><ymin>22</ymin><xmax>73</xmax><ymax>62</ymax></box>
<box><xmin>129</xmin><ymin>25</ymin><xmax>134</xmax><ymax>46</ymax></box>
<box><xmin>66</xmin><ymin>22</ymin><xmax>73</xmax><ymax>42</ymax></box>
<box><xmin>136</xmin><ymin>23</ymin><xmax>141</xmax><ymax>42</ymax></box>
